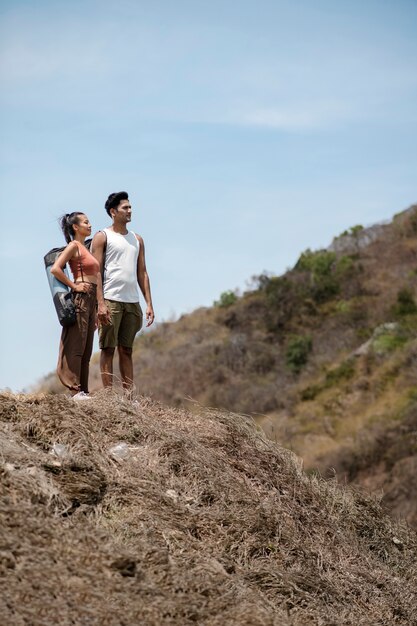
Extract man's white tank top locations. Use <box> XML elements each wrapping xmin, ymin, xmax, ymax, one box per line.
<box><xmin>103</xmin><ymin>228</ymin><xmax>141</xmax><ymax>303</ymax></box>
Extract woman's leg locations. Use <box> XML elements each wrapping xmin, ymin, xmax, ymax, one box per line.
<box><xmin>57</xmin><ymin>324</ymin><xmax>83</xmax><ymax>392</ymax></box>
<box><xmin>79</xmin><ymin>289</ymin><xmax>97</xmax><ymax>393</ymax></box>
<box><xmin>57</xmin><ymin>293</ymin><xmax>89</xmax><ymax>392</ymax></box>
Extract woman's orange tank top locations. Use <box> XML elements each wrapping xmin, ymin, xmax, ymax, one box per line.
<box><xmin>69</xmin><ymin>242</ymin><xmax>100</xmax><ymax>280</ymax></box>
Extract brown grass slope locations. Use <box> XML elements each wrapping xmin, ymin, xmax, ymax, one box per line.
<box><xmin>127</xmin><ymin>204</ymin><xmax>417</xmax><ymax>415</ymax></box>
<box><xmin>1</xmin><ymin>391</ymin><xmax>417</xmax><ymax>625</ymax></box>
<box><xmin>329</xmin><ymin>399</ymin><xmax>417</xmax><ymax>528</ymax></box>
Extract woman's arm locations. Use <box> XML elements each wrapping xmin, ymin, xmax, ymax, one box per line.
<box><xmin>51</xmin><ymin>242</ymin><xmax>88</xmax><ymax>293</ymax></box>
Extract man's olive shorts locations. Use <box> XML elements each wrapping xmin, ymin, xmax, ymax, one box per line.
<box><xmin>99</xmin><ymin>300</ymin><xmax>143</xmax><ymax>349</ymax></box>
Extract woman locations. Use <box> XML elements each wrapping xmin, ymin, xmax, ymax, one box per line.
<box><xmin>51</xmin><ymin>212</ymin><xmax>101</xmax><ymax>397</ymax></box>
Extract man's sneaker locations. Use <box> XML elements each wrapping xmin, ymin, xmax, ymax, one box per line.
<box><xmin>72</xmin><ymin>392</ymin><xmax>91</xmax><ymax>401</ymax></box>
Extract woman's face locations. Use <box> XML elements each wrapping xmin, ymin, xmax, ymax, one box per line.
<box><xmin>74</xmin><ymin>214</ymin><xmax>92</xmax><ymax>238</ymax></box>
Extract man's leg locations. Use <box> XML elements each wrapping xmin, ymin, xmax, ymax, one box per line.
<box><xmin>99</xmin><ymin>299</ymin><xmax>122</xmax><ymax>388</ymax></box>
<box><xmin>100</xmin><ymin>347</ymin><xmax>115</xmax><ymax>388</ymax></box>
<box><xmin>118</xmin><ymin>346</ymin><xmax>134</xmax><ymax>392</ymax></box>
<box><xmin>117</xmin><ymin>303</ymin><xmax>143</xmax><ymax>395</ymax></box>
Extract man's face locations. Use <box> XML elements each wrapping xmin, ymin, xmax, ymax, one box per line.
<box><xmin>113</xmin><ymin>199</ymin><xmax>132</xmax><ymax>223</ymax></box>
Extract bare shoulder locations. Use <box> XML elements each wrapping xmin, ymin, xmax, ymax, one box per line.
<box><xmin>67</xmin><ymin>240</ymin><xmax>79</xmax><ymax>252</ymax></box>
<box><xmin>134</xmin><ymin>233</ymin><xmax>145</xmax><ymax>246</ymax></box>
<box><xmin>92</xmin><ymin>231</ymin><xmax>107</xmax><ymax>253</ymax></box>
<box><xmin>56</xmin><ymin>240</ymin><xmax>78</xmax><ymax>263</ymax></box>
<box><xmin>92</xmin><ymin>230</ymin><xmax>107</xmax><ymax>243</ymax></box>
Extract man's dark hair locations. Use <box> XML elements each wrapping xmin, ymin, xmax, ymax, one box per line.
<box><xmin>105</xmin><ymin>191</ymin><xmax>129</xmax><ymax>216</ymax></box>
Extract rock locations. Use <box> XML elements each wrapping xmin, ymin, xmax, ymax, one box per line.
<box><xmin>50</xmin><ymin>443</ymin><xmax>69</xmax><ymax>458</ymax></box>
<box><xmin>108</xmin><ymin>443</ymin><xmax>130</xmax><ymax>460</ymax></box>
<box><xmin>392</xmin><ymin>536</ymin><xmax>404</xmax><ymax>550</ymax></box>
<box><xmin>353</xmin><ymin>339</ymin><xmax>372</xmax><ymax>357</ymax></box>
<box><xmin>165</xmin><ymin>489</ymin><xmax>179</xmax><ymax>502</ymax></box>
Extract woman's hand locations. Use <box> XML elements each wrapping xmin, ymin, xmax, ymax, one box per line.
<box><xmin>73</xmin><ymin>283</ymin><xmax>90</xmax><ymax>293</ymax></box>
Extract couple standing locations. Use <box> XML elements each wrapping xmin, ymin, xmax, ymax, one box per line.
<box><xmin>51</xmin><ymin>191</ymin><xmax>155</xmax><ymax>398</ymax></box>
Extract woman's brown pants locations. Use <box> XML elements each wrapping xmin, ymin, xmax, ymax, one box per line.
<box><xmin>57</xmin><ymin>286</ymin><xmax>97</xmax><ymax>393</ymax></box>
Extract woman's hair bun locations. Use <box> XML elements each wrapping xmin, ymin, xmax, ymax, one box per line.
<box><xmin>59</xmin><ymin>211</ymin><xmax>83</xmax><ymax>244</ymax></box>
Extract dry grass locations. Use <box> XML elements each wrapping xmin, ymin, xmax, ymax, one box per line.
<box><xmin>1</xmin><ymin>391</ymin><xmax>416</xmax><ymax>625</ymax></box>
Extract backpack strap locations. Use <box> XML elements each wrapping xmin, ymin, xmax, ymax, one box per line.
<box><xmin>78</xmin><ymin>244</ymin><xmax>84</xmax><ymax>283</ymax></box>
<box><xmin>74</xmin><ymin>241</ymin><xmax>84</xmax><ymax>283</ymax></box>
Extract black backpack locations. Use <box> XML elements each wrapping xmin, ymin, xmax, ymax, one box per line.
<box><xmin>44</xmin><ymin>238</ymin><xmax>92</xmax><ymax>327</ymax></box>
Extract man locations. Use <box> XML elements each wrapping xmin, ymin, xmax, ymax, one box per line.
<box><xmin>92</xmin><ymin>191</ymin><xmax>155</xmax><ymax>393</ymax></box>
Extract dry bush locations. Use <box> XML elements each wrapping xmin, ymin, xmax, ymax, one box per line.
<box><xmin>1</xmin><ymin>391</ymin><xmax>416</xmax><ymax>625</ymax></box>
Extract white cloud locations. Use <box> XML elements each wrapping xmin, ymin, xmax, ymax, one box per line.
<box><xmin>235</xmin><ymin>106</ymin><xmax>343</xmax><ymax>131</ymax></box>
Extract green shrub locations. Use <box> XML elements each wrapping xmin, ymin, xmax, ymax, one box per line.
<box><xmin>300</xmin><ymin>359</ymin><xmax>355</xmax><ymax>401</ymax></box>
<box><xmin>214</xmin><ymin>290</ymin><xmax>238</xmax><ymax>308</ymax></box>
<box><xmin>337</xmin><ymin>225</ymin><xmax>364</xmax><ymax>238</ymax></box>
<box><xmin>335</xmin><ymin>255</ymin><xmax>355</xmax><ymax>278</ymax></box>
<box><xmin>300</xmin><ymin>384</ymin><xmax>321</xmax><ymax>401</ymax></box>
<box><xmin>407</xmin><ymin>386</ymin><xmax>417</xmax><ymax>401</ymax></box>
<box><xmin>325</xmin><ymin>359</ymin><xmax>355</xmax><ymax>385</ymax></box>
<box><xmin>295</xmin><ymin>249</ymin><xmax>362</xmax><ymax>304</ymax></box>
<box><xmin>295</xmin><ymin>249</ymin><xmax>336</xmax><ymax>275</ymax></box>
<box><xmin>392</xmin><ymin>288</ymin><xmax>417</xmax><ymax>317</ymax></box>
<box><xmin>372</xmin><ymin>332</ymin><xmax>407</xmax><ymax>355</ymax></box>
<box><xmin>312</xmin><ymin>277</ymin><xmax>340</xmax><ymax>303</ymax></box>
<box><xmin>409</xmin><ymin>212</ymin><xmax>417</xmax><ymax>234</ymax></box>
<box><xmin>262</xmin><ymin>277</ymin><xmax>300</xmax><ymax>333</ymax></box>
<box><xmin>334</xmin><ymin>300</ymin><xmax>352</xmax><ymax>314</ymax></box>
<box><xmin>295</xmin><ymin>250</ymin><xmax>340</xmax><ymax>303</ymax></box>
<box><xmin>286</xmin><ymin>335</ymin><xmax>312</xmax><ymax>374</ymax></box>
<box><xmin>356</xmin><ymin>327</ymin><xmax>373</xmax><ymax>341</ymax></box>
<box><xmin>404</xmin><ymin>209</ymin><xmax>417</xmax><ymax>235</ymax></box>
<box><xmin>265</xmin><ymin>277</ymin><xmax>292</xmax><ymax>308</ymax></box>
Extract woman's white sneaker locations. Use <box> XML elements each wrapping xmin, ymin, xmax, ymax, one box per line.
<box><xmin>72</xmin><ymin>392</ymin><xmax>91</xmax><ymax>401</ymax></box>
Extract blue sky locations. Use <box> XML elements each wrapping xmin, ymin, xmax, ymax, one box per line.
<box><xmin>1</xmin><ymin>0</ymin><xmax>416</xmax><ymax>391</ymax></box>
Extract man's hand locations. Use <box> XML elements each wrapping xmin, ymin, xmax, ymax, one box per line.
<box><xmin>146</xmin><ymin>305</ymin><xmax>155</xmax><ymax>327</ymax></box>
<box><xmin>98</xmin><ymin>302</ymin><xmax>111</xmax><ymax>326</ymax></box>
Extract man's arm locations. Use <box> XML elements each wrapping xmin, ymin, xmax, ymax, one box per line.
<box><xmin>136</xmin><ymin>234</ymin><xmax>155</xmax><ymax>327</ymax></box>
<box><xmin>92</xmin><ymin>231</ymin><xmax>111</xmax><ymax>325</ymax></box>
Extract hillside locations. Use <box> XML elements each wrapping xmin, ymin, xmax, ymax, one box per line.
<box><xmin>39</xmin><ymin>205</ymin><xmax>417</xmax><ymax>527</ymax></box>
<box><xmin>1</xmin><ymin>391</ymin><xmax>417</xmax><ymax>625</ymax></box>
